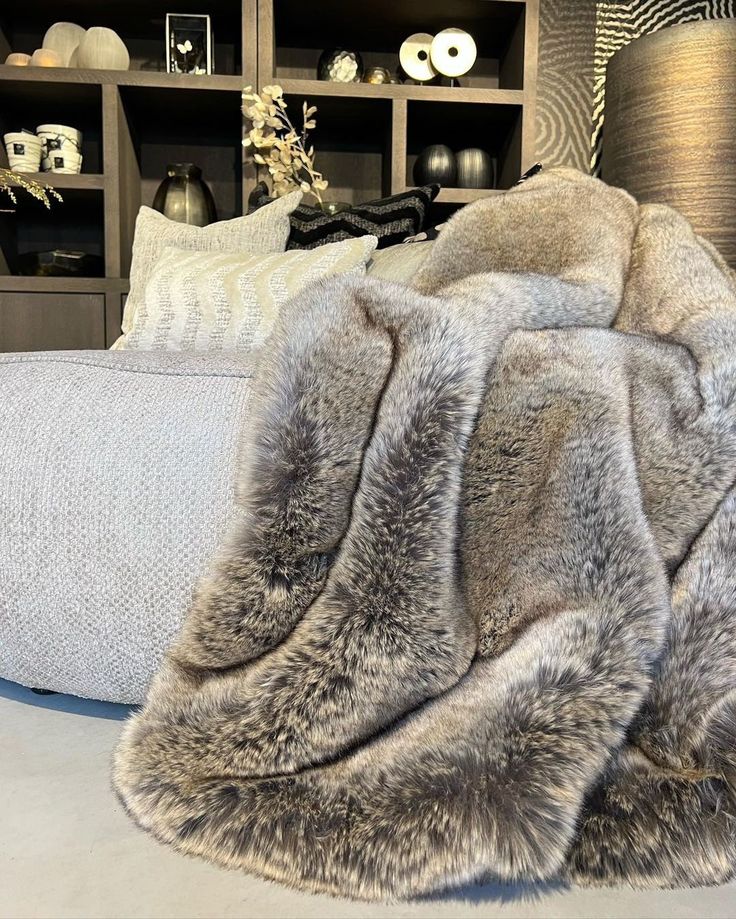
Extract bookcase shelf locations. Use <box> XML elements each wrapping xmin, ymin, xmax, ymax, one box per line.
<box><xmin>6</xmin><ymin>172</ymin><xmax>105</xmax><ymax>191</ymax></box>
<box><xmin>263</xmin><ymin>0</ymin><xmax>529</xmax><ymax>90</ymax></box>
<box><xmin>275</xmin><ymin>78</ymin><xmax>525</xmax><ymax>105</ymax></box>
<box><xmin>0</xmin><ymin>66</ymin><xmax>245</xmax><ymax>91</ymax></box>
<box><xmin>259</xmin><ymin>0</ymin><xmax>538</xmax><ymax>205</ymax></box>
<box><xmin>0</xmin><ymin>0</ymin><xmax>537</xmax><ymax>351</ymax></box>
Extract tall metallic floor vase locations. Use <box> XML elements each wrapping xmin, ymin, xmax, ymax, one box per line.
<box><xmin>602</xmin><ymin>21</ymin><xmax>736</xmax><ymax>268</ymax></box>
<box><xmin>152</xmin><ymin>163</ymin><xmax>217</xmax><ymax>226</ymax></box>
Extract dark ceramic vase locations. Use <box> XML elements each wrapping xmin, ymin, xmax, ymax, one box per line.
<box><xmin>455</xmin><ymin>148</ymin><xmax>496</xmax><ymax>189</ymax></box>
<box><xmin>152</xmin><ymin>163</ymin><xmax>217</xmax><ymax>226</ymax></box>
<box><xmin>413</xmin><ymin>144</ymin><xmax>457</xmax><ymax>187</ymax></box>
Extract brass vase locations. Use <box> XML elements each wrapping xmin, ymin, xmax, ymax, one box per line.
<box><xmin>152</xmin><ymin>163</ymin><xmax>217</xmax><ymax>226</ymax></box>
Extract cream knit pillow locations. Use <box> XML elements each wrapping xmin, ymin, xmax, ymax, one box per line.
<box><xmin>112</xmin><ymin>235</ymin><xmax>378</xmax><ymax>351</ymax></box>
<box><xmin>120</xmin><ymin>191</ymin><xmax>302</xmax><ymax>335</ymax></box>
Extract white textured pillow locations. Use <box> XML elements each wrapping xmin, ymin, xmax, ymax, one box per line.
<box><xmin>121</xmin><ymin>192</ymin><xmax>302</xmax><ymax>335</ymax></box>
<box><xmin>112</xmin><ymin>235</ymin><xmax>378</xmax><ymax>352</ymax></box>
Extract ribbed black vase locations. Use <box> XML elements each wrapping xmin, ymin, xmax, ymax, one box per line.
<box><xmin>152</xmin><ymin>163</ymin><xmax>217</xmax><ymax>227</ymax></box>
<box><xmin>413</xmin><ymin>144</ymin><xmax>457</xmax><ymax>187</ymax></box>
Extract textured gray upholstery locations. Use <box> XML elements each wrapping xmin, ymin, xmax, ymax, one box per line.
<box><xmin>0</xmin><ymin>350</ymin><xmax>256</xmax><ymax>703</ymax></box>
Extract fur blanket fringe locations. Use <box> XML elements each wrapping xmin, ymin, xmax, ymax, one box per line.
<box><xmin>114</xmin><ymin>168</ymin><xmax>736</xmax><ymax>899</ymax></box>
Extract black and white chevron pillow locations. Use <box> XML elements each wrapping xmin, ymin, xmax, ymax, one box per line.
<box><xmin>248</xmin><ymin>183</ymin><xmax>439</xmax><ymax>251</ymax></box>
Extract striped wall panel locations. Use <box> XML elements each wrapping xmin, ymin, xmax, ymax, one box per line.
<box><xmin>536</xmin><ymin>0</ymin><xmax>736</xmax><ymax>173</ymax></box>
<box><xmin>536</xmin><ymin>0</ymin><xmax>597</xmax><ymax>170</ymax></box>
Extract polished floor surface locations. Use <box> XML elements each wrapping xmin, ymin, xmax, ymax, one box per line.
<box><xmin>2</xmin><ymin>677</ymin><xmax>734</xmax><ymax>919</ymax></box>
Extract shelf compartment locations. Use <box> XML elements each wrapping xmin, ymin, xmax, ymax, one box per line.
<box><xmin>0</xmin><ymin>1</ymin><xmax>246</xmax><ymax>76</ymax></box>
<box><xmin>405</xmin><ymin>99</ymin><xmax>524</xmax><ymax>192</ymax></box>
<box><xmin>265</xmin><ymin>0</ymin><xmax>527</xmax><ymax>90</ymax></box>
<box><xmin>0</xmin><ymin>77</ymin><xmax>103</xmax><ymax>173</ymax></box>
<box><xmin>280</xmin><ymin>93</ymin><xmax>393</xmax><ymax>206</ymax></box>
<box><xmin>0</xmin><ymin>289</ymin><xmax>105</xmax><ymax>351</ymax></box>
<box><xmin>0</xmin><ymin>191</ymin><xmax>105</xmax><ymax>278</ymax></box>
<box><xmin>117</xmin><ymin>83</ymin><xmax>244</xmax><ymax>224</ymax></box>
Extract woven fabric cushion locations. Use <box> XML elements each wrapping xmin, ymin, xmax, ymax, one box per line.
<box><xmin>0</xmin><ymin>349</ymin><xmax>257</xmax><ymax>703</ymax></box>
<box><xmin>248</xmin><ymin>183</ymin><xmax>439</xmax><ymax>250</ymax></box>
<box><xmin>120</xmin><ymin>192</ymin><xmax>302</xmax><ymax>335</ymax></box>
<box><xmin>367</xmin><ymin>240</ymin><xmax>434</xmax><ymax>284</ymax></box>
<box><xmin>113</xmin><ymin>235</ymin><xmax>377</xmax><ymax>352</ymax></box>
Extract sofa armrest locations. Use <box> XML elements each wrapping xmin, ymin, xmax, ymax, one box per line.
<box><xmin>0</xmin><ymin>350</ymin><xmax>256</xmax><ymax>703</ymax></box>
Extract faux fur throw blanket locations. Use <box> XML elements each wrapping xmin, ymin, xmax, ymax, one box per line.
<box><xmin>114</xmin><ymin>168</ymin><xmax>736</xmax><ymax>899</ymax></box>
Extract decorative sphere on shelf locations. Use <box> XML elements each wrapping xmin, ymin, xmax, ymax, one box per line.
<box><xmin>413</xmin><ymin>145</ymin><xmax>457</xmax><ymax>187</ymax></box>
<box><xmin>362</xmin><ymin>66</ymin><xmax>392</xmax><ymax>85</ymax></box>
<box><xmin>318</xmin><ymin>49</ymin><xmax>364</xmax><ymax>83</ymax></box>
<box><xmin>456</xmin><ymin>147</ymin><xmax>495</xmax><ymax>189</ymax></box>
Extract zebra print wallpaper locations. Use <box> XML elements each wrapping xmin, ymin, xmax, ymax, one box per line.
<box><xmin>536</xmin><ymin>0</ymin><xmax>736</xmax><ymax>172</ymax></box>
<box><xmin>536</xmin><ymin>0</ymin><xmax>597</xmax><ymax>170</ymax></box>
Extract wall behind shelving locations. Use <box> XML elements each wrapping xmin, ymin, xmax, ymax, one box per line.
<box><xmin>536</xmin><ymin>0</ymin><xmax>736</xmax><ymax>173</ymax></box>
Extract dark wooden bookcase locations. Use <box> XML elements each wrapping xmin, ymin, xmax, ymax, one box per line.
<box><xmin>0</xmin><ymin>0</ymin><xmax>537</xmax><ymax>351</ymax></box>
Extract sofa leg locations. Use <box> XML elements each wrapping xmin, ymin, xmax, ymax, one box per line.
<box><xmin>30</xmin><ymin>688</ymin><xmax>57</xmax><ymax>695</ymax></box>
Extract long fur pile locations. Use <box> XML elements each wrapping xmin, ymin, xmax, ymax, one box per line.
<box><xmin>113</xmin><ymin>168</ymin><xmax>736</xmax><ymax>899</ymax></box>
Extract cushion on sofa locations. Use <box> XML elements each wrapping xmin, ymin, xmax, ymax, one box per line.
<box><xmin>121</xmin><ymin>192</ymin><xmax>302</xmax><ymax>335</ymax></box>
<box><xmin>113</xmin><ymin>235</ymin><xmax>377</xmax><ymax>351</ymax></box>
<box><xmin>248</xmin><ymin>182</ymin><xmax>439</xmax><ymax>250</ymax></box>
<box><xmin>367</xmin><ymin>240</ymin><xmax>434</xmax><ymax>284</ymax></box>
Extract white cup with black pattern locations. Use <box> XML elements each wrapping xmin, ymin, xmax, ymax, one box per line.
<box><xmin>41</xmin><ymin>151</ymin><xmax>83</xmax><ymax>174</ymax></box>
<box><xmin>3</xmin><ymin>132</ymin><xmax>43</xmax><ymax>173</ymax></box>
<box><xmin>36</xmin><ymin>123</ymin><xmax>83</xmax><ymax>164</ymax></box>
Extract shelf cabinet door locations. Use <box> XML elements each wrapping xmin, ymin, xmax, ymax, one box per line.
<box><xmin>0</xmin><ymin>292</ymin><xmax>106</xmax><ymax>352</ymax></box>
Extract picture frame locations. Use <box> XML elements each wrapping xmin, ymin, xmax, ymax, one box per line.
<box><xmin>166</xmin><ymin>13</ymin><xmax>213</xmax><ymax>75</ymax></box>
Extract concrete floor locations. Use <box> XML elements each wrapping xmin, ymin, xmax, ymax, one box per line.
<box><xmin>2</xmin><ymin>677</ymin><xmax>735</xmax><ymax>919</ymax></box>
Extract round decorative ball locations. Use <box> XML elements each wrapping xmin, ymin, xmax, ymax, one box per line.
<box><xmin>318</xmin><ymin>49</ymin><xmax>363</xmax><ymax>83</ymax></box>
<box><xmin>413</xmin><ymin>145</ymin><xmax>457</xmax><ymax>187</ymax></box>
<box><xmin>456</xmin><ymin>148</ymin><xmax>495</xmax><ymax>189</ymax></box>
<box><xmin>363</xmin><ymin>66</ymin><xmax>392</xmax><ymax>85</ymax></box>
<box><xmin>76</xmin><ymin>27</ymin><xmax>130</xmax><ymax>71</ymax></box>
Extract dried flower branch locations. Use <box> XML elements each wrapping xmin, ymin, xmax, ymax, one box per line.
<box><xmin>242</xmin><ymin>85</ymin><xmax>328</xmax><ymax>205</ymax></box>
<box><xmin>0</xmin><ymin>167</ymin><xmax>62</xmax><ymax>210</ymax></box>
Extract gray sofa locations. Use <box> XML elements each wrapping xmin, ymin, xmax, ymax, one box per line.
<box><xmin>0</xmin><ymin>243</ymin><xmax>433</xmax><ymax>703</ymax></box>
<box><xmin>0</xmin><ymin>349</ymin><xmax>256</xmax><ymax>703</ymax></box>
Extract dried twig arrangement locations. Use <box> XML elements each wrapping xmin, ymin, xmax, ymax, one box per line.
<box><xmin>0</xmin><ymin>167</ymin><xmax>63</xmax><ymax>210</ymax></box>
<box><xmin>242</xmin><ymin>84</ymin><xmax>328</xmax><ymax>205</ymax></box>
